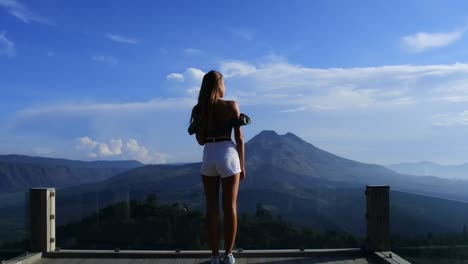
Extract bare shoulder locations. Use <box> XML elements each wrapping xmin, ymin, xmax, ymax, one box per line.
<box><xmin>224</xmin><ymin>100</ymin><xmax>240</xmax><ymax>114</ymax></box>
<box><xmin>221</xmin><ymin>99</ymin><xmax>238</xmax><ymax>108</ymax></box>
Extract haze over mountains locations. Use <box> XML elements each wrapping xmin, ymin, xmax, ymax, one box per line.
<box><xmin>2</xmin><ymin>131</ymin><xmax>468</xmax><ymax>243</ymax></box>
<box><xmin>388</xmin><ymin>161</ymin><xmax>468</xmax><ymax>180</ymax></box>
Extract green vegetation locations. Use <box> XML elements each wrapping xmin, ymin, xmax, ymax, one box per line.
<box><xmin>57</xmin><ymin>195</ymin><xmax>360</xmax><ymax>250</ymax></box>
<box><xmin>58</xmin><ymin>194</ymin><xmax>204</xmax><ymax>249</ymax></box>
<box><xmin>5</xmin><ymin>194</ymin><xmax>468</xmax><ymax>264</ymax></box>
<box><xmin>393</xmin><ymin>227</ymin><xmax>468</xmax><ymax>247</ymax></box>
<box><xmin>237</xmin><ymin>204</ymin><xmax>358</xmax><ymax>249</ymax></box>
<box><xmin>392</xmin><ymin>229</ymin><xmax>468</xmax><ymax>263</ymax></box>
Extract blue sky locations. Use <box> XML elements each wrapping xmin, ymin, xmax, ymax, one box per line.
<box><xmin>1</xmin><ymin>0</ymin><xmax>468</xmax><ymax>165</ymax></box>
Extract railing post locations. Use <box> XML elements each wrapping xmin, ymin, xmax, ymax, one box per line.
<box><xmin>365</xmin><ymin>185</ymin><xmax>390</xmax><ymax>252</ymax></box>
<box><xmin>29</xmin><ymin>188</ymin><xmax>56</xmax><ymax>252</ymax></box>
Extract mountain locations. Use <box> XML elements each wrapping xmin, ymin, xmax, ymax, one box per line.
<box><xmin>246</xmin><ymin>131</ymin><xmax>468</xmax><ymax>200</ymax></box>
<box><xmin>0</xmin><ymin>155</ymin><xmax>143</xmax><ymax>193</ymax></box>
<box><xmin>246</xmin><ymin>130</ymin><xmax>396</xmax><ymax>183</ymax></box>
<box><xmin>0</xmin><ymin>154</ymin><xmax>143</xmax><ymax>168</ymax></box>
<box><xmin>49</xmin><ymin>131</ymin><xmax>468</xmax><ymax>234</ymax></box>
<box><xmin>3</xmin><ymin>131</ymin><xmax>468</xmax><ymax>244</ymax></box>
<box><xmin>388</xmin><ymin>161</ymin><xmax>468</xmax><ymax>180</ymax></box>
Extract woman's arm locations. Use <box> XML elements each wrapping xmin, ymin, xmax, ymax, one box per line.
<box><xmin>191</xmin><ymin>106</ymin><xmax>205</xmax><ymax>145</ymax></box>
<box><xmin>196</xmin><ymin>128</ymin><xmax>205</xmax><ymax>146</ymax></box>
<box><xmin>232</xmin><ymin>101</ymin><xmax>245</xmax><ymax>180</ymax></box>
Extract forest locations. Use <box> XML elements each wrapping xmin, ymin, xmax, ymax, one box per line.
<box><xmin>56</xmin><ymin>194</ymin><xmax>359</xmax><ymax>250</ymax></box>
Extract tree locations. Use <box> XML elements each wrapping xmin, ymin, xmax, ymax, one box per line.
<box><xmin>145</xmin><ymin>194</ymin><xmax>158</xmax><ymax>205</ymax></box>
<box><xmin>255</xmin><ymin>203</ymin><xmax>272</xmax><ymax>219</ymax></box>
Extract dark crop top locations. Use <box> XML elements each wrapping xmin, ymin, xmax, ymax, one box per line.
<box><xmin>188</xmin><ymin>113</ymin><xmax>251</xmax><ymax>136</ymax></box>
<box><xmin>206</xmin><ymin>119</ymin><xmax>233</xmax><ymax>138</ymax></box>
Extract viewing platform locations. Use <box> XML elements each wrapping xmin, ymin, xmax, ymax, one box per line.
<box><xmin>4</xmin><ymin>186</ymin><xmax>411</xmax><ymax>264</ymax></box>
<box><xmin>6</xmin><ymin>249</ymin><xmax>410</xmax><ymax>264</ymax></box>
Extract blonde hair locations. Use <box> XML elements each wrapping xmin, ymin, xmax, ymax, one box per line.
<box><xmin>190</xmin><ymin>70</ymin><xmax>224</xmax><ymax>133</ymax></box>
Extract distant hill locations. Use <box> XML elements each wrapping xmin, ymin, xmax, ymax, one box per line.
<box><xmin>390</xmin><ymin>190</ymin><xmax>468</xmax><ymax>236</ymax></box>
<box><xmin>245</xmin><ymin>131</ymin><xmax>468</xmax><ymax>201</ymax></box>
<box><xmin>0</xmin><ymin>154</ymin><xmax>143</xmax><ymax>168</ymax></box>
<box><xmin>49</xmin><ymin>131</ymin><xmax>468</xmax><ymax>236</ymax></box>
<box><xmin>0</xmin><ymin>155</ymin><xmax>143</xmax><ymax>193</ymax></box>
<box><xmin>388</xmin><ymin>161</ymin><xmax>468</xmax><ymax>180</ymax></box>
<box><xmin>3</xmin><ymin>131</ymin><xmax>468</xmax><ymax>244</ymax></box>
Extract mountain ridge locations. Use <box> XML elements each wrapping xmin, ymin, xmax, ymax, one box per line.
<box><xmin>0</xmin><ymin>154</ymin><xmax>143</xmax><ymax>168</ymax></box>
<box><xmin>0</xmin><ymin>155</ymin><xmax>144</xmax><ymax>193</ymax></box>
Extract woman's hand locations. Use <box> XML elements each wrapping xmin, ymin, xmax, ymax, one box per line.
<box><xmin>240</xmin><ymin>169</ymin><xmax>246</xmax><ymax>181</ymax></box>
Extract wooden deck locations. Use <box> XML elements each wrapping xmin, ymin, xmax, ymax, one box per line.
<box><xmin>33</xmin><ymin>256</ymin><xmax>379</xmax><ymax>264</ymax></box>
<box><xmin>6</xmin><ymin>249</ymin><xmax>411</xmax><ymax>264</ymax></box>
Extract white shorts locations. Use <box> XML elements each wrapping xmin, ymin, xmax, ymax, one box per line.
<box><xmin>201</xmin><ymin>141</ymin><xmax>242</xmax><ymax>178</ymax></box>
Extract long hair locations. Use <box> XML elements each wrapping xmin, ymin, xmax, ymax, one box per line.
<box><xmin>190</xmin><ymin>70</ymin><xmax>224</xmax><ymax>133</ymax></box>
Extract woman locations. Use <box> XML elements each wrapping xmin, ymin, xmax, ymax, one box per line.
<box><xmin>188</xmin><ymin>70</ymin><xmax>249</xmax><ymax>264</ymax></box>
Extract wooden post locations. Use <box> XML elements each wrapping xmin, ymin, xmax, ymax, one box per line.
<box><xmin>365</xmin><ymin>185</ymin><xmax>390</xmax><ymax>251</ymax></box>
<box><xmin>29</xmin><ymin>188</ymin><xmax>56</xmax><ymax>252</ymax></box>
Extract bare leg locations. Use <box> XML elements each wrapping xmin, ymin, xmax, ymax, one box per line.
<box><xmin>202</xmin><ymin>175</ymin><xmax>221</xmax><ymax>256</ymax></box>
<box><xmin>222</xmin><ymin>174</ymin><xmax>240</xmax><ymax>255</ymax></box>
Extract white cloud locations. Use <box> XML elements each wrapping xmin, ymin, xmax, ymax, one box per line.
<box><xmin>431</xmin><ymin>111</ymin><xmax>468</xmax><ymax>127</ymax></box>
<box><xmin>221</xmin><ymin>61</ymin><xmax>256</xmax><ymax>77</ymax></box>
<box><xmin>166</xmin><ymin>68</ymin><xmax>205</xmax><ymax>95</ymax></box>
<box><xmin>105</xmin><ymin>33</ymin><xmax>138</xmax><ymax>44</ymax></box>
<box><xmin>16</xmin><ymin>97</ymin><xmax>195</xmax><ymax>119</ymax></box>
<box><xmin>230</xmin><ymin>28</ymin><xmax>254</xmax><ymax>41</ymax></box>
<box><xmin>14</xmin><ymin>61</ymin><xmax>468</xmax><ymax>120</ymax></box>
<box><xmin>185</xmin><ymin>68</ymin><xmax>205</xmax><ymax>82</ymax></box>
<box><xmin>279</xmin><ymin>106</ymin><xmax>309</xmax><ymax>113</ymax></box>
<box><xmin>166</xmin><ymin>73</ymin><xmax>184</xmax><ymax>82</ymax></box>
<box><xmin>278</xmin><ymin>88</ymin><xmax>376</xmax><ymax>112</ymax></box>
<box><xmin>184</xmin><ymin>48</ymin><xmax>202</xmax><ymax>55</ymax></box>
<box><xmin>9</xmin><ymin>55</ymin><xmax>468</xmax><ymax>164</ymax></box>
<box><xmin>109</xmin><ymin>139</ymin><xmax>123</xmax><ymax>155</ymax></box>
<box><xmin>23</xmin><ymin>60</ymin><xmax>465</xmax><ymax>119</ymax></box>
<box><xmin>0</xmin><ymin>0</ymin><xmax>49</xmax><ymax>24</ymax></box>
<box><xmin>124</xmin><ymin>138</ymin><xmax>163</xmax><ymax>163</ymax></box>
<box><xmin>75</xmin><ymin>137</ymin><xmax>169</xmax><ymax>164</ymax></box>
<box><xmin>402</xmin><ymin>29</ymin><xmax>465</xmax><ymax>52</ymax></box>
<box><xmin>0</xmin><ymin>31</ymin><xmax>15</xmax><ymax>57</ymax></box>
<box><xmin>430</xmin><ymin>80</ymin><xmax>468</xmax><ymax>103</ymax></box>
<box><xmin>92</xmin><ymin>55</ymin><xmax>118</xmax><ymax>66</ymax></box>
<box><xmin>218</xmin><ymin>60</ymin><xmax>468</xmax><ymax>112</ymax></box>
<box><xmin>76</xmin><ymin>137</ymin><xmax>98</xmax><ymax>150</ymax></box>
<box><xmin>97</xmin><ymin>143</ymin><xmax>113</xmax><ymax>156</ymax></box>
<box><xmin>167</xmin><ymin>68</ymin><xmax>205</xmax><ymax>83</ymax></box>
<box><xmin>186</xmin><ymin>86</ymin><xmax>200</xmax><ymax>95</ymax></box>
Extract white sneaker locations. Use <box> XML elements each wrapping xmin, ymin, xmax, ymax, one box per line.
<box><xmin>223</xmin><ymin>253</ymin><xmax>235</xmax><ymax>264</ymax></box>
<box><xmin>210</xmin><ymin>255</ymin><xmax>220</xmax><ymax>264</ymax></box>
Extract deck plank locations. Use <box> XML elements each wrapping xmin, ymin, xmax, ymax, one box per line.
<box><xmin>234</xmin><ymin>257</ymin><xmax>248</xmax><ymax>264</ymax></box>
